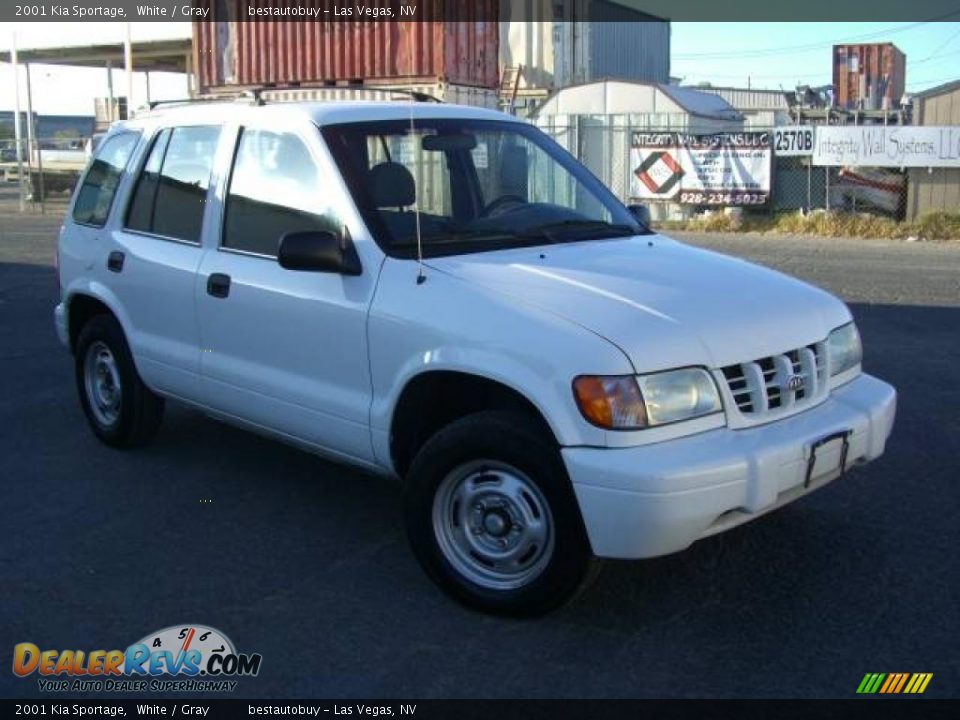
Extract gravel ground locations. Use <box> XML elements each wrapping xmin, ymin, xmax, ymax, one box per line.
<box><xmin>2</xmin><ymin>187</ymin><xmax>958</xmax><ymax>699</ymax></box>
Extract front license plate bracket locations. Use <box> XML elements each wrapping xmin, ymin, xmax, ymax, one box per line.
<box><xmin>804</xmin><ymin>429</ymin><xmax>852</xmax><ymax>488</ymax></box>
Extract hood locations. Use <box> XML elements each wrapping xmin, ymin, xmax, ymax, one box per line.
<box><xmin>426</xmin><ymin>235</ymin><xmax>851</xmax><ymax>372</ymax></box>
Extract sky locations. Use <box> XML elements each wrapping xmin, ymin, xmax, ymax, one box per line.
<box><xmin>2</xmin><ymin>20</ymin><xmax>959</xmax><ymax>119</ymax></box>
<box><xmin>671</xmin><ymin>21</ymin><xmax>960</xmax><ymax>92</ymax></box>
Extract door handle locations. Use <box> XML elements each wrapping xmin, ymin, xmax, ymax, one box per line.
<box><xmin>107</xmin><ymin>251</ymin><xmax>125</xmax><ymax>273</ymax></box>
<box><xmin>206</xmin><ymin>273</ymin><xmax>231</xmax><ymax>299</ymax></box>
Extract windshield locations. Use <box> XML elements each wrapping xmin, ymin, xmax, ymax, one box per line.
<box><xmin>322</xmin><ymin>119</ymin><xmax>649</xmax><ymax>258</ymax></box>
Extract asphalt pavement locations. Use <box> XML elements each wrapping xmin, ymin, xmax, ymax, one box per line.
<box><xmin>1</xmin><ymin>190</ymin><xmax>958</xmax><ymax>698</ymax></box>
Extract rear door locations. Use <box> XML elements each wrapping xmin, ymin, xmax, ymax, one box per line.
<box><xmin>108</xmin><ymin>124</ymin><xmax>222</xmax><ymax>400</ymax></box>
<box><xmin>195</xmin><ymin>119</ymin><xmax>379</xmax><ymax>464</ymax></box>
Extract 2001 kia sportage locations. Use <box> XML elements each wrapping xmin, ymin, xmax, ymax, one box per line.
<box><xmin>55</xmin><ymin>100</ymin><xmax>896</xmax><ymax>615</ymax></box>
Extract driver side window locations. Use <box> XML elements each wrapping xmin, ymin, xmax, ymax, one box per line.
<box><xmin>473</xmin><ymin>133</ymin><xmax>608</xmax><ymax>220</ymax></box>
<box><xmin>223</xmin><ymin>128</ymin><xmax>342</xmax><ymax>257</ymax></box>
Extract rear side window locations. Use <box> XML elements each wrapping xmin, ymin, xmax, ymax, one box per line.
<box><xmin>72</xmin><ymin>132</ymin><xmax>139</xmax><ymax>227</ymax></box>
<box><xmin>126</xmin><ymin>129</ymin><xmax>171</xmax><ymax>233</ymax></box>
<box><xmin>222</xmin><ymin>128</ymin><xmax>341</xmax><ymax>257</ymax></box>
<box><xmin>125</xmin><ymin>125</ymin><xmax>220</xmax><ymax>244</ymax></box>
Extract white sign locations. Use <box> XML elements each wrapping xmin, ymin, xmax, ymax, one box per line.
<box><xmin>813</xmin><ymin>126</ymin><xmax>960</xmax><ymax>168</ymax></box>
<box><xmin>772</xmin><ymin>126</ymin><xmax>815</xmax><ymax>157</ymax></box>
<box><xmin>630</xmin><ymin>132</ymin><xmax>772</xmax><ymax>205</ymax></box>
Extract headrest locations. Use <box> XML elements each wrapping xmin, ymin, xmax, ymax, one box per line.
<box><xmin>368</xmin><ymin>162</ymin><xmax>416</xmax><ymax>208</ymax></box>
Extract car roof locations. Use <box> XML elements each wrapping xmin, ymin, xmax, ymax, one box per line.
<box><xmin>117</xmin><ymin>100</ymin><xmax>521</xmax><ymax>131</ymax></box>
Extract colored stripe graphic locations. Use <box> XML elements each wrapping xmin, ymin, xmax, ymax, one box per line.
<box><xmin>857</xmin><ymin>672</ymin><xmax>932</xmax><ymax>694</ymax></box>
<box><xmin>904</xmin><ymin>673</ymin><xmax>933</xmax><ymax>694</ymax></box>
<box><xmin>893</xmin><ymin>673</ymin><xmax>910</xmax><ymax>693</ymax></box>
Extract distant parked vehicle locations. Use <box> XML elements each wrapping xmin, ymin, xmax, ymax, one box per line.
<box><xmin>55</xmin><ymin>99</ymin><xmax>896</xmax><ymax>616</ymax></box>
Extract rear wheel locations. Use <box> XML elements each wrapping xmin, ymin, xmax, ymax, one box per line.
<box><xmin>75</xmin><ymin>314</ymin><xmax>164</xmax><ymax>448</ymax></box>
<box><xmin>404</xmin><ymin>410</ymin><xmax>599</xmax><ymax>616</ymax></box>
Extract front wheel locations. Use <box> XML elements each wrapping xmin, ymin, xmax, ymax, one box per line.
<box><xmin>404</xmin><ymin>411</ymin><xmax>599</xmax><ymax>616</ymax></box>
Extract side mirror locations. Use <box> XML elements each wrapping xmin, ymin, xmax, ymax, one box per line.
<box><xmin>278</xmin><ymin>230</ymin><xmax>362</xmax><ymax>275</ymax></box>
<box><xmin>627</xmin><ymin>204</ymin><xmax>651</xmax><ymax>227</ymax></box>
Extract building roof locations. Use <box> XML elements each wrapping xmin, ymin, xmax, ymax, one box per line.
<box><xmin>532</xmin><ymin>79</ymin><xmax>742</xmax><ymax>120</ymax></box>
<box><xmin>913</xmin><ymin>79</ymin><xmax>960</xmax><ymax>99</ymax></box>
<box><xmin>0</xmin><ymin>38</ymin><xmax>191</xmax><ymax>73</ymax></box>
<box><xmin>657</xmin><ymin>85</ymin><xmax>742</xmax><ymax>118</ymax></box>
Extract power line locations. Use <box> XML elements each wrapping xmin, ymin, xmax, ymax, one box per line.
<box><xmin>916</xmin><ymin>27</ymin><xmax>960</xmax><ymax>61</ymax></box>
<box><xmin>674</xmin><ymin>46</ymin><xmax>960</xmax><ymax>81</ymax></box>
<box><xmin>907</xmin><ymin>73</ymin><xmax>960</xmax><ymax>88</ymax></box>
<box><xmin>673</xmin><ymin>15</ymin><xmax>959</xmax><ymax>60</ymax></box>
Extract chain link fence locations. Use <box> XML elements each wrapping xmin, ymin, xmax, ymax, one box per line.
<box><xmin>536</xmin><ymin>121</ymin><xmax>912</xmax><ymax>225</ymax></box>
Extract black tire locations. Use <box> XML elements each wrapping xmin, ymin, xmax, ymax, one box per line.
<box><xmin>74</xmin><ymin>313</ymin><xmax>164</xmax><ymax>448</ymax></box>
<box><xmin>404</xmin><ymin>410</ymin><xmax>600</xmax><ymax>616</ymax></box>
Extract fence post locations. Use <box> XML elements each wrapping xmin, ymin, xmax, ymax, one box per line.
<box><xmin>806</xmin><ymin>160</ymin><xmax>812</xmax><ymax>213</ymax></box>
<box><xmin>825</xmin><ymin>166</ymin><xmax>831</xmax><ymax>212</ymax></box>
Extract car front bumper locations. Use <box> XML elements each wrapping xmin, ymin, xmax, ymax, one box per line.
<box><xmin>563</xmin><ymin>373</ymin><xmax>896</xmax><ymax>559</ymax></box>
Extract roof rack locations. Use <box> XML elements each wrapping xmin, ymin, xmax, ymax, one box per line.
<box><xmin>380</xmin><ymin>89</ymin><xmax>443</xmax><ymax>103</ymax></box>
<box><xmin>146</xmin><ymin>89</ymin><xmax>265</xmax><ymax>110</ymax></box>
<box><xmin>144</xmin><ymin>86</ymin><xmax>444</xmax><ymax>111</ymax></box>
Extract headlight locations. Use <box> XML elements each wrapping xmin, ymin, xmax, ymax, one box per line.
<box><xmin>573</xmin><ymin>368</ymin><xmax>722</xmax><ymax>430</ymax></box>
<box><xmin>827</xmin><ymin>322</ymin><xmax>862</xmax><ymax>377</ymax></box>
<box><xmin>635</xmin><ymin>368</ymin><xmax>723</xmax><ymax>426</ymax></box>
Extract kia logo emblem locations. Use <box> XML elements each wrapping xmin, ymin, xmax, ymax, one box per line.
<box><xmin>786</xmin><ymin>375</ymin><xmax>805</xmax><ymax>391</ymax></box>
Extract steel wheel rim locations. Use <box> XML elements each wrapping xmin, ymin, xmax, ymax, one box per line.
<box><xmin>432</xmin><ymin>459</ymin><xmax>554</xmax><ymax>591</ymax></box>
<box><xmin>83</xmin><ymin>341</ymin><xmax>122</xmax><ymax>427</ymax></box>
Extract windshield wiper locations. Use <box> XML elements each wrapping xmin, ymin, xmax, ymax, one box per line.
<box><xmin>390</xmin><ymin>229</ymin><xmax>522</xmax><ymax>247</ymax></box>
<box><xmin>518</xmin><ymin>220</ymin><xmax>640</xmax><ymax>243</ymax></box>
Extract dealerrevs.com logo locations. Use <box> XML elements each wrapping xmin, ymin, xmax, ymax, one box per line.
<box><xmin>13</xmin><ymin>625</ymin><xmax>262</xmax><ymax>693</ymax></box>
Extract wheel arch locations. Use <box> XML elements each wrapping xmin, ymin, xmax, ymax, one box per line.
<box><xmin>65</xmin><ymin>285</ymin><xmax>133</xmax><ymax>355</ymax></box>
<box><xmin>389</xmin><ymin>370</ymin><xmax>559</xmax><ymax>479</ymax></box>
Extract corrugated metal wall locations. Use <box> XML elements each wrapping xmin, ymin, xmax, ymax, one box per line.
<box><xmin>907</xmin><ymin>84</ymin><xmax>960</xmax><ymax>219</ymax></box>
<box><xmin>698</xmin><ymin>87</ymin><xmax>789</xmax><ymax>112</ymax></box>
<box><xmin>258</xmin><ymin>83</ymin><xmax>498</xmax><ymax>108</ymax></box>
<box><xmin>194</xmin><ymin>3</ymin><xmax>499</xmax><ymax>92</ymax></box>
<box><xmin>588</xmin><ymin>2</ymin><xmax>669</xmax><ymax>84</ymax></box>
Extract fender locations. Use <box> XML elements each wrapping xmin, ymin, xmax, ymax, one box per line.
<box><xmin>65</xmin><ymin>278</ymin><xmax>136</xmax><ymax>349</ymax></box>
<box><xmin>366</xmin><ymin>261</ymin><xmax>637</xmax><ymax>467</ymax></box>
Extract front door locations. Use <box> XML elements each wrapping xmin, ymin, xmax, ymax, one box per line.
<box><xmin>195</xmin><ymin>125</ymin><xmax>377</xmax><ymax>463</ymax></box>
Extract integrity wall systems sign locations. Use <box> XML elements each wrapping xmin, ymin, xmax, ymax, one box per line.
<box><xmin>813</xmin><ymin>126</ymin><xmax>960</xmax><ymax>168</ymax></box>
<box><xmin>631</xmin><ymin>132</ymin><xmax>772</xmax><ymax>206</ymax></box>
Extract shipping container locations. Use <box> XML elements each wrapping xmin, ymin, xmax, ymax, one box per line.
<box><xmin>257</xmin><ymin>82</ymin><xmax>498</xmax><ymax>109</ymax></box>
<box><xmin>500</xmin><ymin>3</ymin><xmax>669</xmax><ymax>90</ymax></box>
<box><xmin>832</xmin><ymin>43</ymin><xmax>906</xmax><ymax>111</ymax></box>
<box><xmin>194</xmin><ymin>4</ymin><xmax>499</xmax><ymax>93</ymax></box>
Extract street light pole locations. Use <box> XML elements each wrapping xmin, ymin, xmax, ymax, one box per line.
<box><xmin>11</xmin><ymin>30</ymin><xmax>25</xmax><ymax>212</ymax></box>
<box><xmin>125</xmin><ymin>23</ymin><xmax>134</xmax><ymax>116</ymax></box>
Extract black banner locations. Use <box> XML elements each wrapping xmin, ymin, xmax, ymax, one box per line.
<box><xmin>2</xmin><ymin>699</ymin><xmax>960</xmax><ymax>719</ymax></box>
<box><xmin>3</xmin><ymin>0</ymin><xmax>960</xmax><ymax>23</ymax></box>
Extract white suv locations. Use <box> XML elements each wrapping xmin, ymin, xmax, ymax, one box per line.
<box><xmin>56</xmin><ymin>101</ymin><xmax>896</xmax><ymax>615</ymax></box>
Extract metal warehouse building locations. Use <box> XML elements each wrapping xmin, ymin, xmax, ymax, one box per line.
<box><xmin>530</xmin><ymin>79</ymin><xmax>743</xmax><ymax>209</ymax></box>
<box><xmin>906</xmin><ymin>79</ymin><xmax>960</xmax><ymax>220</ymax></box>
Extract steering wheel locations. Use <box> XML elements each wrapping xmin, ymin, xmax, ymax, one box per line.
<box><xmin>481</xmin><ymin>194</ymin><xmax>527</xmax><ymax>218</ymax></box>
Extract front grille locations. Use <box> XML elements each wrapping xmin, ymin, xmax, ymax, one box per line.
<box><xmin>721</xmin><ymin>343</ymin><xmax>827</xmax><ymax>417</ymax></box>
